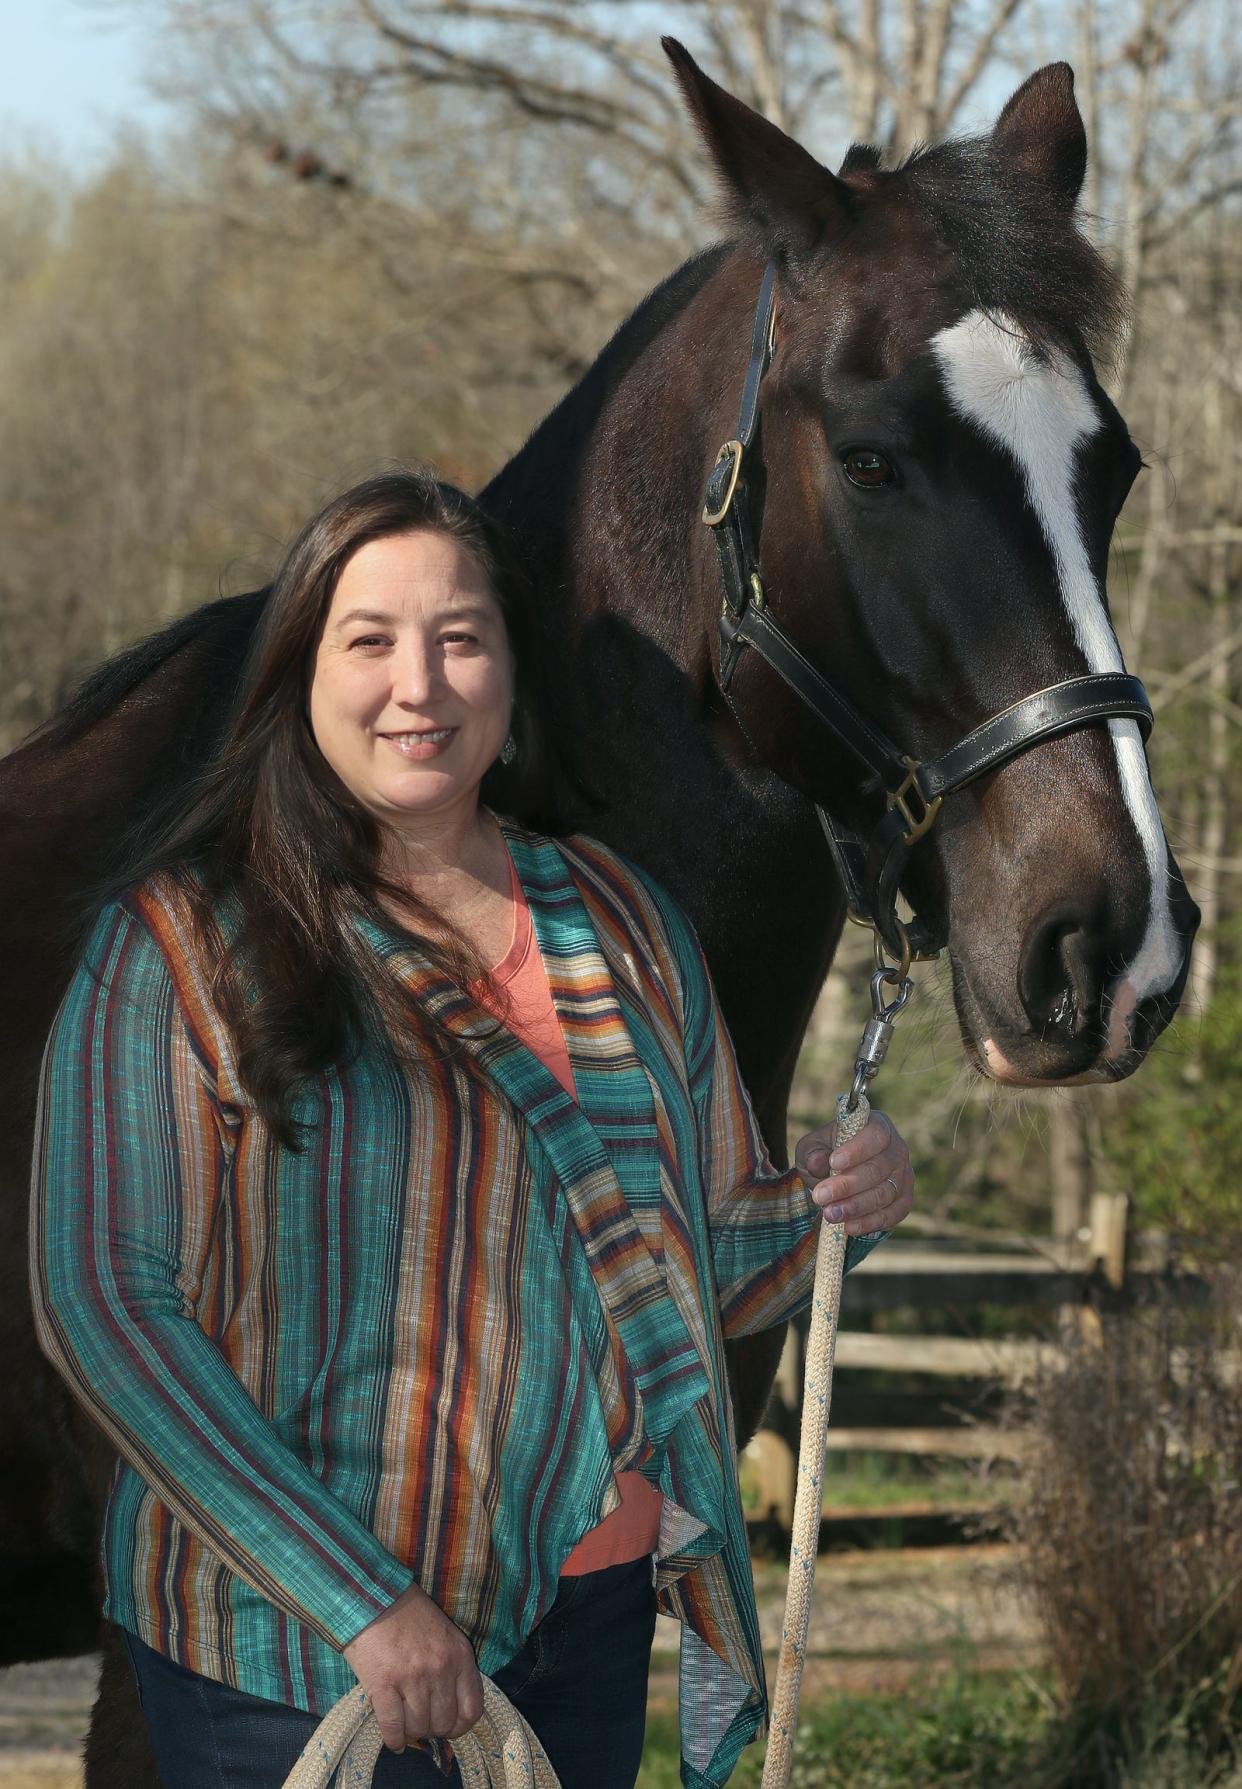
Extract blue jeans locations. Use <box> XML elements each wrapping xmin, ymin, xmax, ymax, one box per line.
<box><xmin>120</xmin><ymin>1555</ymin><xmax>658</xmax><ymax>1789</ymax></box>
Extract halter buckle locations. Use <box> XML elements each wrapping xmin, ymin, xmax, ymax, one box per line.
<box><xmin>887</xmin><ymin>756</ymin><xmax>943</xmax><ymax>845</ymax></box>
<box><xmin>702</xmin><ymin>440</ymin><xmax>744</xmax><ymax>526</ymax></box>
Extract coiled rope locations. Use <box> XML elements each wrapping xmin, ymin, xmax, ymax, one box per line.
<box><xmin>282</xmin><ymin>1673</ymin><xmax>559</xmax><ymax>1788</ymax></box>
<box><xmin>282</xmin><ymin>1090</ymin><xmax>866</xmax><ymax>1789</ymax></box>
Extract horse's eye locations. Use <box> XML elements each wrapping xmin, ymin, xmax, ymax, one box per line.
<box><xmin>842</xmin><ymin>449</ymin><xmax>897</xmax><ymax>488</ymax></box>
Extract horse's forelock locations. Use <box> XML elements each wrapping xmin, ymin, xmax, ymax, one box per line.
<box><xmin>887</xmin><ymin>134</ymin><xmax>1128</xmax><ymax>367</ymax></box>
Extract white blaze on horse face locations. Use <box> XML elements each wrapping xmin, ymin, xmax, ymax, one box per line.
<box><xmin>929</xmin><ymin>310</ymin><xmax>1181</xmax><ymax>1056</ymax></box>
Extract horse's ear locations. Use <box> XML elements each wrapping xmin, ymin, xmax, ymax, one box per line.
<box><xmin>991</xmin><ymin>63</ymin><xmax>1087</xmax><ymax>214</ymax></box>
<box><xmin>662</xmin><ymin>36</ymin><xmax>847</xmax><ymax>259</ymax></box>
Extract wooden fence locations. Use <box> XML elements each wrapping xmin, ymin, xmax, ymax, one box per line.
<box><xmin>741</xmin><ymin>1194</ymin><xmax>1209</xmax><ymax>1536</ymax></box>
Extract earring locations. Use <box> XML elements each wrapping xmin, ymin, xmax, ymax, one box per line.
<box><xmin>500</xmin><ymin>733</ymin><xmax>517</xmax><ymax>767</ymax></box>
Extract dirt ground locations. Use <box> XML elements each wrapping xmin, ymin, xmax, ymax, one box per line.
<box><xmin>0</xmin><ymin>1544</ymin><xmax>1039</xmax><ymax>1786</ymax></box>
<box><xmin>648</xmin><ymin>1542</ymin><xmax>1038</xmax><ymax>1713</ymax></box>
<box><xmin>0</xmin><ymin>1653</ymin><xmax>99</xmax><ymax>1789</ymax></box>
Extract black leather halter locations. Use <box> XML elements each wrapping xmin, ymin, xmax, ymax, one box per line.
<box><xmin>703</xmin><ymin>261</ymin><xmax>1154</xmax><ymax>965</ymax></box>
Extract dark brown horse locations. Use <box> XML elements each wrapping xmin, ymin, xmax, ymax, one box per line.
<box><xmin>0</xmin><ymin>41</ymin><xmax>1196</xmax><ymax>1784</ymax></box>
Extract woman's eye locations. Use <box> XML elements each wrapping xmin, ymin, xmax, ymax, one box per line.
<box><xmin>441</xmin><ymin>633</ymin><xmax>478</xmax><ymax>647</ymax></box>
<box><xmin>350</xmin><ymin>635</ymin><xmax>389</xmax><ymax>650</ymax></box>
<box><xmin>842</xmin><ymin>449</ymin><xmax>897</xmax><ymax>488</ymax></box>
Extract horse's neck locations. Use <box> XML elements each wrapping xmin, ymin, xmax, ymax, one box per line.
<box><xmin>485</xmin><ymin>247</ymin><xmax>844</xmax><ymax>1120</ymax></box>
<box><xmin>494</xmin><ymin>249</ymin><xmax>767</xmax><ymax>726</ymax></box>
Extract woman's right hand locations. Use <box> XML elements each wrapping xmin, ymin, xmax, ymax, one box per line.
<box><xmin>344</xmin><ymin>1579</ymin><xmax>485</xmax><ymax>1752</ymax></box>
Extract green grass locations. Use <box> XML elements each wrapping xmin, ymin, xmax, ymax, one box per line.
<box><xmin>635</xmin><ymin>1669</ymin><xmax>1242</xmax><ymax>1788</ymax></box>
<box><xmin>737</xmin><ymin>1447</ymin><xmax>1006</xmax><ymax>1517</ymax></box>
<box><xmin>817</xmin><ymin>1452</ymin><xmax>1000</xmax><ymax>1511</ymax></box>
<box><xmin>636</xmin><ymin>1667</ymin><xmax>1045</xmax><ymax>1787</ymax></box>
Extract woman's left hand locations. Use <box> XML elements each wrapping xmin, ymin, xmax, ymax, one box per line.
<box><xmin>794</xmin><ymin>1110</ymin><xmax>914</xmax><ymax>1236</ymax></box>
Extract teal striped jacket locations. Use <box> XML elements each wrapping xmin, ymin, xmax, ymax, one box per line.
<box><xmin>30</xmin><ymin>816</ymin><xmax>885</xmax><ymax>1788</ymax></box>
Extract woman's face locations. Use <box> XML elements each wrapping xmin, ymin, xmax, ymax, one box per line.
<box><xmin>308</xmin><ymin>529</ymin><xmax>514</xmax><ymax>841</ymax></box>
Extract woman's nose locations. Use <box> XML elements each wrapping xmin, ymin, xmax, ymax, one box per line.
<box><xmin>389</xmin><ymin>643</ymin><xmax>443</xmax><ymax>705</ymax></box>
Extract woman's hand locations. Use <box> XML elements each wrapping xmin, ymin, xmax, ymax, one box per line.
<box><xmin>794</xmin><ymin>1109</ymin><xmax>914</xmax><ymax>1235</ymax></box>
<box><xmin>344</xmin><ymin>1579</ymin><xmax>484</xmax><ymax>1753</ymax></box>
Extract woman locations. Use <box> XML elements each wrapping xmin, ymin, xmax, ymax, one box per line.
<box><xmin>30</xmin><ymin>471</ymin><xmax>914</xmax><ymax>1789</ymax></box>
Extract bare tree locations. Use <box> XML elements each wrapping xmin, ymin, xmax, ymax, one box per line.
<box><xmin>108</xmin><ymin>0</ymin><xmax>1051</xmax><ymax>308</ymax></box>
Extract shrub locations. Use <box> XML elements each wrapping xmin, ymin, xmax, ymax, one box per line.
<box><xmin>1001</xmin><ymin>1282</ymin><xmax>1242</xmax><ymax>1785</ymax></box>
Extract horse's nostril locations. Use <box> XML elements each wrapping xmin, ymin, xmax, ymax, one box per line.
<box><xmin>1049</xmin><ymin>985</ymin><xmax>1076</xmax><ymax>1032</ymax></box>
<box><xmin>1019</xmin><ymin>910</ymin><xmax>1102</xmax><ymax>1040</ymax></box>
<box><xmin>1057</xmin><ymin>926</ymin><xmax>1102</xmax><ymax>1036</ymax></box>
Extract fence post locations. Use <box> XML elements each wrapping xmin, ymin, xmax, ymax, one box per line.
<box><xmin>742</xmin><ymin>1430</ymin><xmax>796</xmax><ymax>1532</ymax></box>
<box><xmin>1089</xmin><ymin>1191</ymin><xmax>1130</xmax><ymax>1290</ymax></box>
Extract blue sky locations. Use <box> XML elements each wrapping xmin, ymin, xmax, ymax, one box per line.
<box><xmin>0</xmin><ymin>2</ymin><xmax>1034</xmax><ymax>167</ymax></box>
<box><xmin>0</xmin><ymin>3</ymin><xmax>165</xmax><ymax>160</ymax></box>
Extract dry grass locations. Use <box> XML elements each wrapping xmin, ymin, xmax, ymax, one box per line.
<box><xmin>0</xmin><ymin>1763</ymin><xmax>82</xmax><ymax>1788</ymax></box>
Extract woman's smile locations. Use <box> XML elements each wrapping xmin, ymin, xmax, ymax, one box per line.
<box><xmin>379</xmin><ymin>726</ymin><xmax>459</xmax><ymax>759</ymax></box>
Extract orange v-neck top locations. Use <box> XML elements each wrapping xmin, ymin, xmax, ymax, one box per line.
<box><xmin>469</xmin><ymin>847</ymin><xmax>663</xmax><ymax>1575</ymax></box>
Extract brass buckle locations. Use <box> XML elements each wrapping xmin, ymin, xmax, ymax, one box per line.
<box><xmin>702</xmin><ymin>440</ymin><xmax>743</xmax><ymax>526</ymax></box>
<box><xmin>887</xmin><ymin>756</ymin><xmax>942</xmax><ymax>845</ymax></box>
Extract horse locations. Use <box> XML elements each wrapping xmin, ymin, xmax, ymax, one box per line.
<box><xmin>0</xmin><ymin>40</ymin><xmax>1197</xmax><ymax>1785</ymax></box>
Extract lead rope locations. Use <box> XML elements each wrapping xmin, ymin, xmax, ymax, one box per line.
<box><xmin>283</xmin><ymin>961</ymin><xmax>913</xmax><ymax>1789</ymax></box>
<box><xmin>757</xmin><ymin>1090</ymin><xmax>866</xmax><ymax>1789</ymax></box>
<box><xmin>760</xmin><ymin>959</ymin><xmax>913</xmax><ymax>1789</ymax></box>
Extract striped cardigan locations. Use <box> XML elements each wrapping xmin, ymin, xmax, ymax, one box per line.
<box><xmin>30</xmin><ymin>816</ymin><xmax>884</xmax><ymax>1788</ymax></box>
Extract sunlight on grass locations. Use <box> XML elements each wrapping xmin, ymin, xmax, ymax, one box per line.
<box><xmin>737</xmin><ymin>1446</ymin><xmax>1004</xmax><ymax>1515</ymax></box>
<box><xmin>637</xmin><ymin>1670</ymin><xmax>1045</xmax><ymax>1788</ymax></box>
<box><xmin>638</xmin><ymin>1669</ymin><xmax>1242</xmax><ymax>1788</ymax></box>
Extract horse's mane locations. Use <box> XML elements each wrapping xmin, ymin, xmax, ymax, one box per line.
<box><xmin>875</xmin><ymin>132</ymin><xmax>1128</xmax><ymax>364</ymax></box>
<box><xmin>21</xmin><ymin>589</ymin><xmax>266</xmax><ymax>752</ymax></box>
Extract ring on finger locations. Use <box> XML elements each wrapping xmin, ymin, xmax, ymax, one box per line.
<box><xmin>884</xmin><ymin>1174</ymin><xmax>898</xmax><ymax>1201</ymax></box>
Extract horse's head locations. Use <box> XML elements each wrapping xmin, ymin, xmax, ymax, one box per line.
<box><xmin>666</xmin><ymin>40</ymin><xmax>1197</xmax><ymax>1086</ymax></box>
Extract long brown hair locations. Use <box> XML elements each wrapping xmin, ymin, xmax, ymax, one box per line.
<box><xmin>91</xmin><ymin>470</ymin><xmax>557</xmax><ymax>1148</ymax></box>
